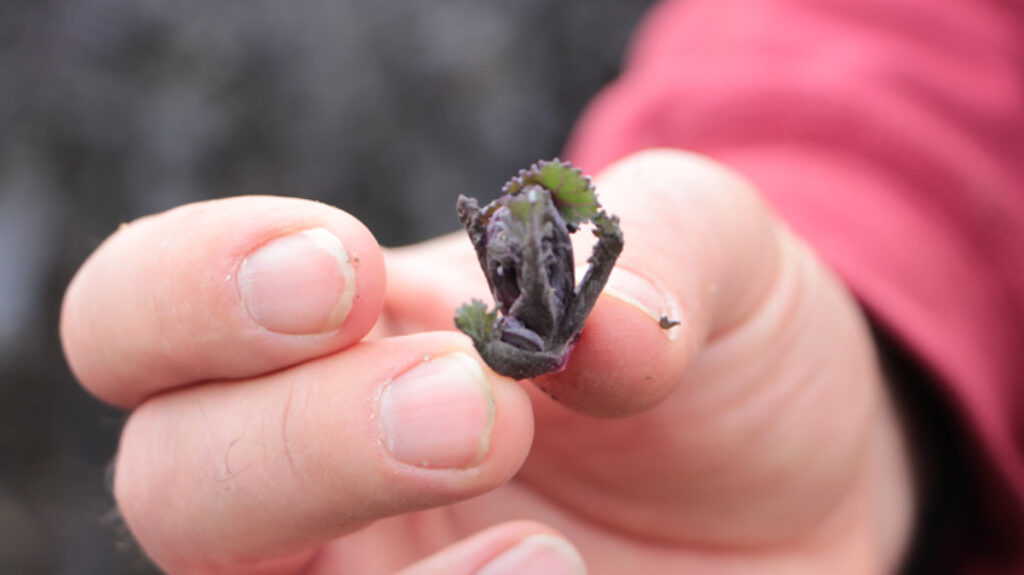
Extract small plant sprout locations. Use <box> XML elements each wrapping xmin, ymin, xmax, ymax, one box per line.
<box><xmin>454</xmin><ymin>159</ymin><xmax>624</xmax><ymax>379</ymax></box>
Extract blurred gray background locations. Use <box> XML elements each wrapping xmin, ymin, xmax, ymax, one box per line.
<box><xmin>0</xmin><ymin>1</ymin><xmax>655</xmax><ymax>572</ymax></box>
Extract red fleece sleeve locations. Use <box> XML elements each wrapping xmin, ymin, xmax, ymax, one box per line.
<box><xmin>567</xmin><ymin>0</ymin><xmax>1024</xmax><ymax>571</ymax></box>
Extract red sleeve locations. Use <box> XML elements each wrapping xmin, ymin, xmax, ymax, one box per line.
<box><xmin>567</xmin><ymin>0</ymin><xmax>1024</xmax><ymax>571</ymax></box>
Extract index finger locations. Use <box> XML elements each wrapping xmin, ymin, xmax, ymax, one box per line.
<box><xmin>60</xmin><ymin>196</ymin><xmax>386</xmax><ymax>408</ymax></box>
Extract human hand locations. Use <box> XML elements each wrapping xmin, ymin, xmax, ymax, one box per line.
<box><xmin>383</xmin><ymin>150</ymin><xmax>917</xmax><ymax>573</ymax></box>
<box><xmin>61</xmin><ymin>150</ymin><xmax>914</xmax><ymax>573</ymax></box>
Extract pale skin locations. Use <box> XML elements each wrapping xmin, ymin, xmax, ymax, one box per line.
<box><xmin>60</xmin><ymin>150</ymin><xmax>915</xmax><ymax>574</ymax></box>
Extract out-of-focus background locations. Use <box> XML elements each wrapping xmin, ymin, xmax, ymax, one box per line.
<box><xmin>0</xmin><ymin>2</ymin><xmax>655</xmax><ymax>572</ymax></box>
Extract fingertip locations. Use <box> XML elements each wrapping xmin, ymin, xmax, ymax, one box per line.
<box><xmin>475</xmin><ymin>532</ymin><xmax>586</xmax><ymax>575</ymax></box>
<box><xmin>534</xmin><ymin>294</ymin><xmax>691</xmax><ymax>417</ymax></box>
<box><xmin>60</xmin><ymin>196</ymin><xmax>388</xmax><ymax>408</ymax></box>
<box><xmin>232</xmin><ymin>203</ymin><xmax>387</xmax><ymax>341</ymax></box>
<box><xmin>479</xmin><ymin>357</ymin><xmax>536</xmax><ymax>480</ymax></box>
<box><xmin>398</xmin><ymin>521</ymin><xmax>585</xmax><ymax>575</ymax></box>
<box><xmin>378</xmin><ymin>336</ymin><xmax>536</xmax><ymax>500</ymax></box>
<box><xmin>308</xmin><ymin>212</ymin><xmax>387</xmax><ymax>344</ymax></box>
<box><xmin>378</xmin><ymin>347</ymin><xmax>533</xmax><ymax>475</ymax></box>
<box><xmin>111</xmin><ymin>332</ymin><xmax>536</xmax><ymax>570</ymax></box>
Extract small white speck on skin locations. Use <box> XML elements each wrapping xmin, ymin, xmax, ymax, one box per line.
<box><xmin>422</xmin><ymin>354</ymin><xmax>431</xmax><ymax>362</ymax></box>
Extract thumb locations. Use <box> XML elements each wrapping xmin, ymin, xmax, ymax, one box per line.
<box><xmin>382</xmin><ymin>149</ymin><xmax>782</xmax><ymax>416</ymax></box>
<box><xmin>396</xmin><ymin>522</ymin><xmax>586</xmax><ymax>575</ymax></box>
<box><xmin>534</xmin><ymin>149</ymin><xmax>783</xmax><ymax>416</ymax></box>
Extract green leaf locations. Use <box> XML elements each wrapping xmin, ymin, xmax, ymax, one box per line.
<box><xmin>537</xmin><ymin>161</ymin><xmax>598</xmax><ymax>225</ymax></box>
<box><xmin>454</xmin><ymin>299</ymin><xmax>499</xmax><ymax>345</ymax></box>
<box><xmin>591</xmin><ymin>211</ymin><xmax>620</xmax><ymax>237</ymax></box>
<box><xmin>506</xmin><ymin>192</ymin><xmax>534</xmax><ymax>223</ymax></box>
<box><xmin>502</xmin><ymin>159</ymin><xmax>598</xmax><ymax>227</ymax></box>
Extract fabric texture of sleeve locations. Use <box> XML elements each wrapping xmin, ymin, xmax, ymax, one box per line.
<box><xmin>566</xmin><ymin>0</ymin><xmax>1024</xmax><ymax>572</ymax></box>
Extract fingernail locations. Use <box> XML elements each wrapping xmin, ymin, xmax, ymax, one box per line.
<box><xmin>599</xmin><ymin>267</ymin><xmax>682</xmax><ymax>340</ymax></box>
<box><xmin>380</xmin><ymin>353</ymin><xmax>495</xmax><ymax>469</ymax></box>
<box><xmin>238</xmin><ymin>228</ymin><xmax>356</xmax><ymax>334</ymax></box>
<box><xmin>476</xmin><ymin>534</ymin><xmax>587</xmax><ymax>575</ymax></box>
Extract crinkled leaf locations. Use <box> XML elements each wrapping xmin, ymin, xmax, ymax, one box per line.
<box><xmin>537</xmin><ymin>161</ymin><xmax>598</xmax><ymax>225</ymax></box>
<box><xmin>454</xmin><ymin>299</ymin><xmax>498</xmax><ymax>345</ymax></box>
<box><xmin>503</xmin><ymin>159</ymin><xmax>597</xmax><ymax>227</ymax></box>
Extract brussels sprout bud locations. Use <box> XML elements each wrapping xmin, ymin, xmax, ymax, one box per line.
<box><xmin>455</xmin><ymin>159</ymin><xmax>623</xmax><ymax>379</ymax></box>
